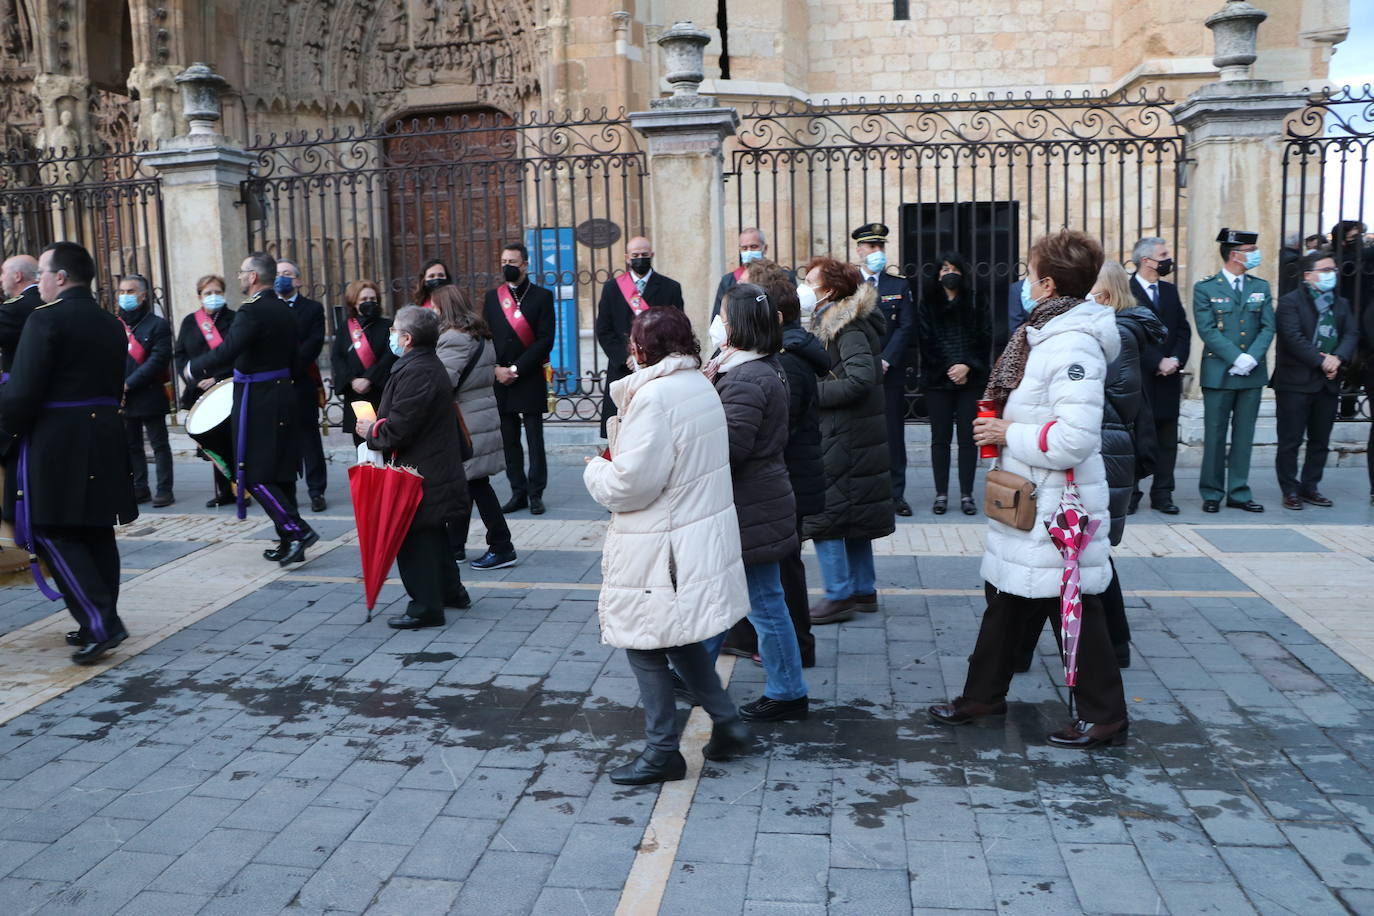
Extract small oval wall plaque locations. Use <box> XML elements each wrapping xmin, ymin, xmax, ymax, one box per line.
<box><xmin>575</xmin><ymin>218</ymin><xmax>622</xmax><ymax>249</ymax></box>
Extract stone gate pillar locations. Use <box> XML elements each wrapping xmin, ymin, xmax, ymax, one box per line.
<box><xmin>140</xmin><ymin>63</ymin><xmax>254</xmax><ymax>330</ymax></box>
<box><xmin>628</xmin><ymin>21</ymin><xmax>739</xmax><ymax>338</ymax></box>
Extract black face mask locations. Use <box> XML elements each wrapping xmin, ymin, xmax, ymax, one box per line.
<box><xmin>358</xmin><ymin>301</ymin><xmax>381</xmax><ymax>321</ymax></box>
<box><xmin>629</xmin><ymin>256</ymin><xmax>652</xmax><ymax>275</ymax></box>
<box><xmin>424</xmin><ymin>276</ymin><xmax>449</xmax><ymax>292</ymax></box>
<box><xmin>1154</xmin><ymin>258</ymin><xmax>1174</xmax><ymax>277</ymax></box>
<box><xmin>502</xmin><ymin>265</ymin><xmax>523</xmax><ymax>284</ymax></box>
<box><xmin>940</xmin><ymin>273</ymin><xmax>963</xmax><ymax>291</ymax></box>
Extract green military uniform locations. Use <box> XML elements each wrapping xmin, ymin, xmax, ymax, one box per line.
<box><xmin>1193</xmin><ymin>268</ymin><xmax>1275</xmax><ymax>503</ymax></box>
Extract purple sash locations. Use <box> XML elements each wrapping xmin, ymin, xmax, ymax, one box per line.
<box><xmin>15</xmin><ymin>397</ymin><xmax>120</xmax><ymax>601</ymax></box>
<box><xmin>231</xmin><ymin>368</ymin><xmax>291</xmax><ymax>519</ymax></box>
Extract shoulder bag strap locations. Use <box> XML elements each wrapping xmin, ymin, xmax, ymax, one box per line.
<box><xmin>454</xmin><ymin>338</ymin><xmax>486</xmax><ymax>393</ymax></box>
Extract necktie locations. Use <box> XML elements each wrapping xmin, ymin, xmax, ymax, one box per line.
<box><xmin>867</xmin><ymin>275</ymin><xmax>878</xmax><ymax>288</ymax></box>
<box><xmin>635</xmin><ymin>277</ymin><xmax>646</xmax><ymax>294</ymax></box>
<box><xmin>1148</xmin><ymin>284</ymin><xmax>1158</xmax><ymax>307</ymax></box>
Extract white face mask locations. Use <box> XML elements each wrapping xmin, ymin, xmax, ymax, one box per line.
<box><xmin>626</xmin><ymin>350</ymin><xmax>640</xmax><ymax>372</ymax></box>
<box><xmin>797</xmin><ymin>282</ymin><xmax>818</xmax><ymax>321</ymax></box>
<box><xmin>709</xmin><ymin>313</ymin><xmax>727</xmax><ymax>351</ymax></box>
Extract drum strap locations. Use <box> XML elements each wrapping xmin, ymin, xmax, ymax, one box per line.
<box><xmin>231</xmin><ymin>369</ymin><xmax>291</xmax><ymax>520</ymax></box>
<box><xmin>15</xmin><ymin>397</ymin><xmax>120</xmax><ymax>602</ymax></box>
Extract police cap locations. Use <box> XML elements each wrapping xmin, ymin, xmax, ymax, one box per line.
<box><xmin>1216</xmin><ymin>228</ymin><xmax>1258</xmax><ymax>245</ymax></box>
<box><xmin>851</xmin><ymin>222</ymin><xmax>890</xmax><ymax>244</ymax></box>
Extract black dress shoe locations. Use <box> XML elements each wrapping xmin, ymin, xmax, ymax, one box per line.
<box><xmin>702</xmin><ymin>720</ymin><xmax>752</xmax><ymax>761</ymax></box>
<box><xmin>386</xmin><ymin>614</ymin><xmax>445</xmax><ymax>630</ymax></box>
<box><xmin>1202</xmin><ymin>500</ymin><xmax>1220</xmax><ymax>513</ymax></box>
<box><xmin>72</xmin><ymin>630</ymin><xmax>128</xmax><ymax>666</ymax></box>
<box><xmin>64</xmin><ymin>630</ymin><xmax>86</xmax><ymax>647</ymax></box>
<box><xmin>501</xmin><ymin>495</ymin><xmax>528</xmax><ymax>514</ymax></box>
<box><xmin>471</xmin><ymin>549</ymin><xmax>518</xmax><ymax>570</ymax></box>
<box><xmin>310</xmin><ymin>495</ymin><xmax>327</xmax><ymax>513</ymax></box>
<box><xmin>894</xmin><ymin>497</ymin><xmax>912</xmax><ymax>517</ymax></box>
<box><xmin>928</xmin><ymin>697</ymin><xmax>1008</xmax><ymax>725</ymax></box>
<box><xmin>444</xmin><ymin>586</ymin><xmax>472</xmax><ymax>610</ymax></box>
<box><xmin>739</xmin><ymin>695</ymin><xmax>808</xmax><ymax>722</ymax></box>
<box><xmin>151</xmin><ymin>492</ymin><xmax>175</xmax><ymax>508</ymax></box>
<box><xmin>1226</xmin><ymin>499</ymin><xmax>1264</xmax><ymax>513</ymax></box>
<box><xmin>453</xmin><ymin>547</ymin><xmax>466</xmax><ymax>563</ymax></box>
<box><xmin>1116</xmin><ymin>647</ymin><xmax>1131</xmax><ymax>670</ymax></box>
<box><xmin>1150</xmin><ymin>500</ymin><xmax>1180</xmax><ymax>515</ymax></box>
<box><xmin>961</xmin><ymin>496</ymin><xmax>977</xmax><ymax>516</ymax></box>
<box><xmin>609</xmin><ymin>749</ymin><xmax>687</xmax><ymax>785</ymax></box>
<box><xmin>1282</xmin><ymin>493</ymin><xmax>1303</xmax><ymax>510</ymax></box>
<box><xmin>277</xmin><ymin>529</ymin><xmax>321</xmax><ymax>566</ymax></box>
<box><xmin>1046</xmin><ymin>719</ymin><xmax>1129</xmax><ymax>749</ymax></box>
<box><xmin>1301</xmin><ymin>491</ymin><xmax>1334</xmax><ymax>508</ymax></box>
<box><xmin>529</xmin><ymin>495</ymin><xmax>546</xmax><ymax>515</ymax></box>
<box><xmin>263</xmin><ymin>539</ymin><xmax>291</xmax><ymax>562</ymax></box>
<box><xmin>932</xmin><ymin>495</ymin><xmax>948</xmax><ymax>515</ymax></box>
<box><xmin>671</xmin><ymin>670</ymin><xmax>699</xmax><ymax>707</ymax></box>
<box><xmin>207</xmin><ymin>495</ymin><xmax>235</xmax><ymax>508</ymax></box>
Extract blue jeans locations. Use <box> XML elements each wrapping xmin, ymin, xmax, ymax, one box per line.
<box><xmin>741</xmin><ymin>561</ymin><xmax>807</xmax><ymax>701</ymax></box>
<box><xmin>813</xmin><ymin>538</ymin><xmax>876</xmax><ymax>601</ymax></box>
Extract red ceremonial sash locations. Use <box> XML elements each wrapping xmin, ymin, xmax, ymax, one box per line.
<box><xmin>733</xmin><ymin>266</ymin><xmax>746</xmax><ymax>282</ymax></box>
<box><xmin>616</xmin><ymin>273</ymin><xmax>648</xmax><ymax>315</ymax></box>
<box><xmin>348</xmin><ymin>317</ymin><xmax>377</xmax><ymax>369</ymax></box>
<box><xmin>124</xmin><ymin>322</ymin><xmax>148</xmax><ymax>365</ymax></box>
<box><xmin>496</xmin><ymin>284</ymin><xmax>536</xmax><ymax>348</ymax></box>
<box><xmin>195</xmin><ymin>308</ymin><xmax>224</xmax><ymax>350</ymax></box>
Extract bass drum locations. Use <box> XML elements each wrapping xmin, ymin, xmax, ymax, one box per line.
<box><xmin>0</xmin><ymin>464</ymin><xmax>47</xmax><ymax>585</ymax></box>
<box><xmin>185</xmin><ymin>377</ymin><xmax>236</xmax><ymax>478</ymax></box>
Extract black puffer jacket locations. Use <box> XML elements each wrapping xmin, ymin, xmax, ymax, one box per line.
<box><xmin>780</xmin><ymin>322</ymin><xmax>828</xmax><ymax>519</ymax></box>
<box><xmin>714</xmin><ymin>353</ymin><xmax>799</xmax><ymax>564</ymax></box>
<box><xmin>1103</xmin><ymin>305</ymin><xmax>1165</xmax><ymax>545</ymax></box>
<box><xmin>802</xmin><ymin>284</ymin><xmax>895</xmax><ymax>542</ymax></box>
<box><xmin>916</xmin><ymin>289</ymin><xmax>992</xmax><ymax>391</ymax></box>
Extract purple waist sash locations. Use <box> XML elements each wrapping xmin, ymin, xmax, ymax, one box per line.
<box><xmin>231</xmin><ymin>369</ymin><xmax>290</xmax><ymax>519</ymax></box>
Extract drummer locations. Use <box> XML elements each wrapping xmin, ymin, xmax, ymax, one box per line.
<box><xmin>174</xmin><ymin>274</ymin><xmax>238</xmax><ymax>508</ymax></box>
<box><xmin>185</xmin><ymin>252</ymin><xmax>319</xmax><ymax>566</ymax></box>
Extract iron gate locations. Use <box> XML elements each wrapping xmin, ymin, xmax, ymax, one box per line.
<box><xmin>1279</xmin><ymin>85</ymin><xmax>1374</xmax><ymax>422</ymax></box>
<box><xmin>242</xmin><ymin>109</ymin><xmax>649</xmax><ymax>424</ymax></box>
<box><xmin>726</xmin><ymin>90</ymin><xmax>1187</xmax><ymax>419</ymax></box>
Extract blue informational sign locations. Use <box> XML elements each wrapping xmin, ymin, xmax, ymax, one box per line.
<box><xmin>526</xmin><ymin>228</ymin><xmax>578</xmax><ymax>394</ymax></box>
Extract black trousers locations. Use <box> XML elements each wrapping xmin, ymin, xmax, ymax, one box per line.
<box><xmin>1015</xmin><ymin>560</ymin><xmax>1130</xmax><ymax>664</ymax></box>
<box><xmin>501</xmin><ymin>411</ymin><xmax>546</xmax><ymax>499</ymax></box>
<box><xmin>125</xmin><ymin>415</ymin><xmax>173</xmax><ymax>497</ymax></box>
<box><xmin>248</xmin><ymin>480</ymin><xmax>313</xmax><ymax>544</ymax></box>
<box><xmin>450</xmin><ymin>475</ymin><xmax>514</xmax><ymax>555</ymax></box>
<box><xmin>722</xmin><ymin>513</ymin><xmax>815</xmax><ymax>666</ymax></box>
<box><xmin>883</xmin><ymin>374</ymin><xmax>907</xmax><ymax>499</ymax></box>
<box><xmin>964</xmin><ymin>580</ymin><xmax>1127</xmax><ymax>725</ymax></box>
<box><xmin>294</xmin><ymin>386</ymin><xmax>328</xmax><ymax>499</ymax></box>
<box><xmin>33</xmin><ymin>525</ymin><xmax>124</xmax><ymax>643</ymax></box>
<box><xmin>1145</xmin><ymin>416</ymin><xmax>1180</xmax><ymax>501</ymax></box>
<box><xmin>1275</xmin><ymin>388</ymin><xmax>1338</xmax><ymax>497</ymax></box>
<box><xmin>396</xmin><ymin>525</ymin><xmax>465</xmax><ymax>620</ymax></box>
<box><xmin>924</xmin><ymin>386</ymin><xmax>979</xmax><ymax>497</ymax></box>
<box><xmin>212</xmin><ymin>465</ymin><xmax>234</xmax><ymax>502</ymax></box>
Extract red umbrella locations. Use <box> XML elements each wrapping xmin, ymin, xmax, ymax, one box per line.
<box><xmin>348</xmin><ymin>463</ymin><xmax>424</xmax><ymax>621</ymax></box>
<box><xmin>1044</xmin><ymin>468</ymin><xmax>1102</xmax><ymax>717</ymax></box>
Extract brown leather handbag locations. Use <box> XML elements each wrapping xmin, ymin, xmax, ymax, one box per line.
<box><xmin>984</xmin><ymin>466</ymin><xmax>1039</xmax><ymax>531</ymax></box>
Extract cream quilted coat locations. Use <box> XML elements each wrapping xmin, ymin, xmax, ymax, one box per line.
<box><xmin>583</xmin><ymin>354</ymin><xmax>751</xmax><ymax>650</ymax></box>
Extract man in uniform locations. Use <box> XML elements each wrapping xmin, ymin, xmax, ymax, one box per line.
<box><xmin>484</xmin><ymin>242</ymin><xmax>556</xmax><ymax>516</ymax></box>
<box><xmin>594</xmin><ymin>235</ymin><xmax>683</xmax><ymax>436</ymax></box>
<box><xmin>0</xmin><ymin>242</ymin><xmax>137</xmax><ymax>664</ymax></box>
<box><xmin>188</xmin><ymin>253</ymin><xmax>319</xmax><ymax>564</ymax></box>
<box><xmin>0</xmin><ymin>254</ymin><xmax>42</xmax><ymax>376</ymax></box>
<box><xmin>275</xmin><ymin>259</ymin><xmax>329</xmax><ymax>512</ymax></box>
<box><xmin>1128</xmin><ymin>236</ymin><xmax>1190</xmax><ymax>515</ymax></box>
<box><xmin>1194</xmin><ymin>228</ymin><xmax>1275</xmax><ymax>513</ymax></box>
<box><xmin>117</xmin><ymin>274</ymin><xmax>175</xmax><ymax>507</ymax></box>
<box><xmin>854</xmin><ymin>222</ymin><xmax>916</xmax><ymax>516</ymax></box>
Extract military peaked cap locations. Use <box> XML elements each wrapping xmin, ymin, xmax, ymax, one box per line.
<box><xmin>851</xmin><ymin>222</ymin><xmax>890</xmax><ymax>244</ymax></box>
<box><xmin>1216</xmin><ymin>228</ymin><xmax>1258</xmax><ymax>245</ymax></box>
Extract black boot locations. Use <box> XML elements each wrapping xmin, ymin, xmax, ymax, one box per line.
<box><xmin>702</xmin><ymin>720</ymin><xmax>752</xmax><ymax>761</ymax></box>
<box><xmin>609</xmin><ymin>748</ymin><xmax>687</xmax><ymax>785</ymax></box>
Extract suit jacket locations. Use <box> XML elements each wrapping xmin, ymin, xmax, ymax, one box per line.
<box><xmin>1272</xmin><ymin>285</ymin><xmax>1358</xmax><ymax>394</ymax></box>
<box><xmin>189</xmin><ymin>290</ymin><xmax>301</xmax><ymax>484</ymax></box>
<box><xmin>1129</xmin><ymin>277</ymin><xmax>1191</xmax><ymax>419</ymax></box>
<box><xmin>862</xmin><ymin>270</ymin><xmax>915</xmax><ymax>376</ymax></box>
<box><xmin>712</xmin><ymin>266</ymin><xmax>797</xmax><ymax>318</ymax></box>
<box><xmin>1193</xmin><ymin>271</ymin><xmax>1275</xmax><ymax>390</ymax></box>
<box><xmin>595</xmin><ymin>271</ymin><xmax>684</xmax><ymax>432</ymax></box>
<box><xmin>120</xmin><ymin>307</ymin><xmax>173</xmax><ymax>418</ymax></box>
<box><xmin>483</xmin><ymin>279</ymin><xmax>557</xmax><ymax>415</ymax></box>
<box><xmin>282</xmin><ymin>293</ymin><xmax>325</xmax><ymax>395</ymax></box>
<box><xmin>174</xmin><ymin>307</ymin><xmax>237</xmax><ymax>410</ymax></box>
<box><xmin>0</xmin><ymin>287</ymin><xmax>137</xmax><ymax>528</ymax></box>
<box><xmin>0</xmin><ymin>284</ymin><xmax>42</xmax><ymax>374</ymax></box>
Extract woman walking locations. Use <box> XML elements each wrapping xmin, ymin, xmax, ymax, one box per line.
<box><xmin>917</xmin><ymin>251</ymin><xmax>991</xmax><ymax>516</ymax></box>
<box><xmin>802</xmin><ymin>257</ymin><xmax>895</xmax><ymax>626</ymax></box>
<box><xmin>584</xmin><ymin>307</ymin><xmax>752</xmax><ymax>785</ymax></box>
<box><xmin>928</xmin><ymin>230</ymin><xmax>1129</xmax><ymax>749</ymax></box>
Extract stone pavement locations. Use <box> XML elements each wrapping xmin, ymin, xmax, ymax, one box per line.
<box><xmin>0</xmin><ymin>455</ymin><xmax>1373</xmax><ymax>914</ymax></box>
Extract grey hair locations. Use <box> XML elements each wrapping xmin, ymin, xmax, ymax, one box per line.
<box><xmin>5</xmin><ymin>256</ymin><xmax>37</xmax><ymax>281</ymax></box>
<box><xmin>275</xmin><ymin>257</ymin><xmax>300</xmax><ymax>275</ymax></box>
<box><xmin>393</xmin><ymin>304</ymin><xmax>439</xmax><ymax>348</ymax></box>
<box><xmin>121</xmin><ymin>273</ymin><xmax>149</xmax><ymax>293</ymax></box>
<box><xmin>740</xmin><ymin>226</ymin><xmax>767</xmax><ymax>247</ymax></box>
<box><xmin>245</xmin><ymin>252</ymin><xmax>276</xmax><ymax>283</ymax></box>
<box><xmin>1130</xmin><ymin>237</ymin><xmax>1166</xmax><ymax>266</ymax></box>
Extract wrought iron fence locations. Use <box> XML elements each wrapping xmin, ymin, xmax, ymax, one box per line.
<box><xmin>242</xmin><ymin>109</ymin><xmax>649</xmax><ymax>424</ymax></box>
<box><xmin>727</xmin><ymin>89</ymin><xmax>1186</xmax><ymax>420</ymax></box>
<box><xmin>1280</xmin><ymin>84</ymin><xmax>1374</xmax><ymax>422</ymax></box>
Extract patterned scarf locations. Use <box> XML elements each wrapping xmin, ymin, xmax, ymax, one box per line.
<box><xmin>1311</xmin><ymin>288</ymin><xmax>1338</xmax><ymax>352</ymax></box>
<box><xmin>984</xmin><ymin>295</ymin><xmax>1082</xmax><ymax>407</ymax></box>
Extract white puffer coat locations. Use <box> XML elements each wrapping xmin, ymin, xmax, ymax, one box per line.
<box><xmin>583</xmin><ymin>354</ymin><xmax>751</xmax><ymax>650</ymax></box>
<box><xmin>981</xmin><ymin>300</ymin><xmax>1121</xmax><ymax>598</ymax></box>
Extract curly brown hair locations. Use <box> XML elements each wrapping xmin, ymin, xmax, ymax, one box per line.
<box><xmin>630</xmin><ymin>306</ymin><xmax>701</xmax><ymax>368</ymax></box>
<box><xmin>803</xmin><ymin>256</ymin><xmax>861</xmax><ymax>303</ymax></box>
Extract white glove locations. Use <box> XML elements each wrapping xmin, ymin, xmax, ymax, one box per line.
<box><xmin>1230</xmin><ymin>353</ymin><xmax>1257</xmax><ymax>376</ymax></box>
